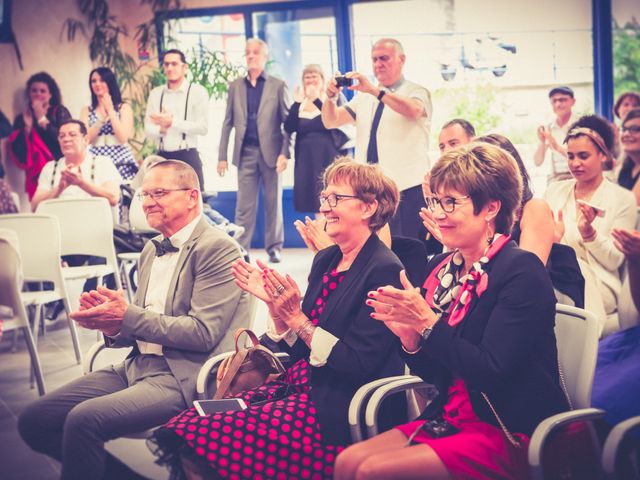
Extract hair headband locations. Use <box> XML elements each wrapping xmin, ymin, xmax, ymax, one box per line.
<box><xmin>564</xmin><ymin>127</ymin><xmax>609</xmax><ymax>157</ymax></box>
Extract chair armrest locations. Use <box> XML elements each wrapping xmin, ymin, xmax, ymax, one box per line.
<box><xmin>348</xmin><ymin>375</ymin><xmax>414</xmax><ymax>443</ymax></box>
<box><xmin>83</xmin><ymin>341</ymin><xmax>106</xmax><ymax>375</ymax></box>
<box><xmin>529</xmin><ymin>407</ymin><xmax>605</xmax><ymax>480</ymax></box>
<box><xmin>602</xmin><ymin>415</ymin><xmax>640</xmax><ymax>477</ymax></box>
<box><xmin>195</xmin><ymin>351</ymin><xmax>291</xmax><ymax>400</ymax></box>
<box><xmin>365</xmin><ymin>376</ymin><xmax>435</xmax><ymax>439</ymax></box>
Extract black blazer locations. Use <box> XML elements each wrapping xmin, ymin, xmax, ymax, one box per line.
<box><xmin>264</xmin><ymin>234</ymin><xmax>406</xmax><ymax>444</ymax></box>
<box><xmin>403</xmin><ymin>241</ymin><xmax>570</xmax><ymax>436</ymax></box>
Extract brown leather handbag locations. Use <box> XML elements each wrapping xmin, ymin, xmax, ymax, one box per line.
<box><xmin>213</xmin><ymin>328</ymin><xmax>286</xmax><ymax>399</ymax></box>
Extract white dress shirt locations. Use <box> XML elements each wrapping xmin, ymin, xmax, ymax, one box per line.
<box><xmin>266</xmin><ymin>315</ymin><xmax>339</xmax><ymax>367</ymax></box>
<box><xmin>137</xmin><ymin>215</ymin><xmax>201</xmax><ymax>355</ymax></box>
<box><xmin>346</xmin><ymin>77</ymin><xmax>432</xmax><ymax>192</ymax></box>
<box><xmin>144</xmin><ymin>79</ymin><xmax>209</xmax><ymax>151</ymax></box>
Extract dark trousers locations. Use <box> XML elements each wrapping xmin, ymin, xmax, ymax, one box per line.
<box><xmin>389</xmin><ymin>184</ymin><xmax>425</xmax><ymax>241</ymax></box>
<box><xmin>17</xmin><ymin>355</ymin><xmax>186</xmax><ymax>480</ymax></box>
<box><xmin>157</xmin><ymin>148</ymin><xmax>205</xmax><ymax>192</ymax></box>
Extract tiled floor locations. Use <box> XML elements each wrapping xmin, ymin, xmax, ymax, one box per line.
<box><xmin>0</xmin><ymin>248</ymin><xmax>314</xmax><ymax>480</ymax></box>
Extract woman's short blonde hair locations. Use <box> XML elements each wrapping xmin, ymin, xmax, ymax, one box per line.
<box><xmin>322</xmin><ymin>157</ymin><xmax>399</xmax><ymax>232</ymax></box>
<box><xmin>429</xmin><ymin>143</ymin><xmax>523</xmax><ymax>234</ymax></box>
<box><xmin>302</xmin><ymin>64</ymin><xmax>324</xmax><ymax>82</ymax></box>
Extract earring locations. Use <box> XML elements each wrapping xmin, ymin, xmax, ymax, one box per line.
<box><xmin>486</xmin><ymin>221</ymin><xmax>494</xmax><ymax>245</ymax></box>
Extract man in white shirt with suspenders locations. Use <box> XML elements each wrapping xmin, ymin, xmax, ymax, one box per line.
<box><xmin>145</xmin><ymin>49</ymin><xmax>209</xmax><ymax>191</ymax></box>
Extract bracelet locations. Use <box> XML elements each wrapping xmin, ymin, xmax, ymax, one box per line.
<box><xmin>401</xmin><ymin>343</ymin><xmax>422</xmax><ymax>355</ymax></box>
<box><xmin>582</xmin><ymin>230</ymin><xmax>597</xmax><ymax>243</ymax></box>
<box><xmin>295</xmin><ymin>320</ymin><xmax>316</xmax><ymax>345</ymax></box>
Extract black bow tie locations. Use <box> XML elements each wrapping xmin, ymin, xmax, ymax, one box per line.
<box><xmin>152</xmin><ymin>237</ymin><xmax>179</xmax><ymax>257</ymax></box>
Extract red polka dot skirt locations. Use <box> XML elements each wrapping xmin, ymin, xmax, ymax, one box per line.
<box><xmin>149</xmin><ymin>270</ymin><xmax>347</xmax><ymax>479</ymax></box>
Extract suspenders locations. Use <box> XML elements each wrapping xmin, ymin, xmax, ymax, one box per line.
<box><xmin>159</xmin><ymin>82</ymin><xmax>192</xmax><ymax>151</ymax></box>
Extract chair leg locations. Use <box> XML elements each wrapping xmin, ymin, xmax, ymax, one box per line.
<box><xmin>63</xmin><ymin>298</ymin><xmax>83</xmax><ymax>365</ymax></box>
<box><xmin>22</xmin><ymin>326</ymin><xmax>46</xmax><ymax>396</ymax></box>
<box><xmin>29</xmin><ymin>305</ymin><xmax>44</xmax><ymax>389</ymax></box>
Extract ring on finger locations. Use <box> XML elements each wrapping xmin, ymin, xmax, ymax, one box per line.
<box><xmin>276</xmin><ymin>284</ymin><xmax>285</xmax><ymax>294</ymax></box>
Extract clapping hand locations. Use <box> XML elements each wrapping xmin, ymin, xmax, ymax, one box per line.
<box><xmin>576</xmin><ymin>203</ymin><xmax>597</xmax><ymax>241</ymax></box>
<box><xmin>232</xmin><ymin>258</ymin><xmax>270</xmax><ymax>302</ymax></box>
<box><xmin>419</xmin><ymin>208</ymin><xmax>443</xmax><ymax>244</ymax></box>
<box><xmin>100</xmin><ymin>92</ymin><xmax>115</xmax><ymax>115</ymax></box>
<box><xmin>366</xmin><ymin>270</ymin><xmax>433</xmax><ymax>350</ymax></box>
<box><xmin>70</xmin><ymin>286</ymin><xmax>128</xmax><ymax>336</ymax></box>
<box><xmin>293</xmin><ymin>86</ymin><xmax>305</xmax><ymax>103</ymax></box>
<box><xmin>552</xmin><ymin>209</ymin><xmax>565</xmax><ymax>243</ymax></box>
<box><xmin>60</xmin><ymin>166</ymin><xmax>83</xmax><ymax>186</ymax></box>
<box><xmin>612</xmin><ymin>228</ymin><xmax>640</xmax><ymax>258</ymax></box>
<box><xmin>261</xmin><ymin>263</ymin><xmax>305</xmax><ymax>330</ymax></box>
<box><xmin>294</xmin><ymin>216</ymin><xmax>334</xmax><ymax>253</ymax></box>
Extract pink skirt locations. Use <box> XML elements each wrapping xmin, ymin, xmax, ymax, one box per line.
<box><xmin>396</xmin><ymin>379</ymin><xmax>530</xmax><ymax>480</ymax></box>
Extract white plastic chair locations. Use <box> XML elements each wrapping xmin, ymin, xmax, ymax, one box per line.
<box><xmin>602</xmin><ymin>415</ymin><xmax>640</xmax><ymax>480</ymax></box>
<box><xmin>0</xmin><ymin>214</ymin><xmax>83</xmax><ymax>364</ymax></box>
<box><xmin>0</xmin><ymin>234</ymin><xmax>46</xmax><ymax>395</ymax></box>
<box><xmin>349</xmin><ymin>305</ymin><xmax>605</xmax><ymax>478</ymax></box>
<box><xmin>36</xmin><ymin>197</ymin><xmax>123</xmax><ymax>292</ymax></box>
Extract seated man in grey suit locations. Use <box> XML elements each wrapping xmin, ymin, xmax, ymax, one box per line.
<box><xmin>18</xmin><ymin>159</ymin><xmax>251</xmax><ymax>480</ymax></box>
<box><xmin>217</xmin><ymin>38</ymin><xmax>291</xmax><ymax>263</ymax></box>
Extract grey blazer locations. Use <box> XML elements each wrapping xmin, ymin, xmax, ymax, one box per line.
<box><xmin>108</xmin><ymin>218</ymin><xmax>251</xmax><ymax>405</ymax></box>
<box><xmin>218</xmin><ymin>74</ymin><xmax>291</xmax><ymax>168</ymax></box>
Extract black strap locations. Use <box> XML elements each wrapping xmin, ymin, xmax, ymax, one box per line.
<box><xmin>366</xmin><ymin>99</ymin><xmax>385</xmax><ymax>164</ymax></box>
<box><xmin>159</xmin><ymin>82</ymin><xmax>192</xmax><ymax>151</ymax></box>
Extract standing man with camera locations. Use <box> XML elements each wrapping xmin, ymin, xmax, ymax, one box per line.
<box><xmin>321</xmin><ymin>38</ymin><xmax>432</xmax><ymax>240</ymax></box>
<box><xmin>533</xmin><ymin>86</ymin><xmax>577</xmax><ymax>184</ymax></box>
<box><xmin>217</xmin><ymin>38</ymin><xmax>291</xmax><ymax>263</ymax></box>
<box><xmin>145</xmin><ymin>49</ymin><xmax>209</xmax><ymax>191</ymax></box>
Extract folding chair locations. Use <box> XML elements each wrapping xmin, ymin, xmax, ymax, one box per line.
<box><xmin>0</xmin><ymin>233</ymin><xmax>46</xmax><ymax>395</ymax></box>
<box><xmin>349</xmin><ymin>305</ymin><xmax>606</xmax><ymax>479</ymax></box>
<box><xmin>36</xmin><ymin>197</ymin><xmax>123</xmax><ymax>292</ymax></box>
<box><xmin>0</xmin><ymin>214</ymin><xmax>83</xmax><ymax>364</ymax></box>
<box><xmin>602</xmin><ymin>416</ymin><xmax>640</xmax><ymax>480</ymax></box>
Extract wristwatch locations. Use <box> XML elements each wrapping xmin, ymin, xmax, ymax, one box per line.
<box><xmin>420</xmin><ymin>324</ymin><xmax>434</xmax><ymax>342</ymax></box>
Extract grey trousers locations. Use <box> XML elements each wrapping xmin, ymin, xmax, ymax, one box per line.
<box><xmin>234</xmin><ymin>144</ymin><xmax>284</xmax><ymax>254</ymax></box>
<box><xmin>17</xmin><ymin>354</ymin><xmax>187</xmax><ymax>480</ymax></box>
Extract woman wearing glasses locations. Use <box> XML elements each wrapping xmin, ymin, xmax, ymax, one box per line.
<box><xmin>544</xmin><ymin>115</ymin><xmax>636</xmax><ymax>336</ymax></box>
<box><xmin>617</xmin><ymin>107</ymin><xmax>640</xmax><ymax>205</ymax></box>
<box><xmin>335</xmin><ymin>143</ymin><xmax>570</xmax><ymax>479</ymax></box>
<box><xmin>151</xmin><ymin>158</ymin><xmax>406</xmax><ymax>479</ymax></box>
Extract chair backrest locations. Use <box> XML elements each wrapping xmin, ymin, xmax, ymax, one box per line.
<box><xmin>554</xmin><ymin>304</ymin><xmax>600</xmax><ymax>409</ymax></box>
<box><xmin>129</xmin><ymin>188</ymin><xmax>157</xmax><ymax>233</ymax></box>
<box><xmin>37</xmin><ymin>197</ymin><xmax>114</xmax><ymax>257</ymax></box>
<box><xmin>0</xmin><ymin>214</ymin><xmax>68</xmax><ymax>296</ymax></box>
<box><xmin>0</xmin><ymin>237</ymin><xmax>31</xmax><ymax>332</ymax></box>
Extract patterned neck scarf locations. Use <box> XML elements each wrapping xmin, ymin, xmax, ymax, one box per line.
<box><xmin>424</xmin><ymin>234</ymin><xmax>511</xmax><ymax>327</ymax></box>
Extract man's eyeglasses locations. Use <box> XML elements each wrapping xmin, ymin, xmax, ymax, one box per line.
<box><xmin>424</xmin><ymin>195</ymin><xmax>470</xmax><ymax>213</ymax></box>
<box><xmin>137</xmin><ymin>188</ymin><xmax>191</xmax><ymax>201</ymax></box>
<box><xmin>621</xmin><ymin>125</ymin><xmax>640</xmax><ymax>135</ymax></box>
<box><xmin>318</xmin><ymin>193</ymin><xmax>359</xmax><ymax>208</ymax></box>
<box><xmin>58</xmin><ymin>132</ymin><xmax>82</xmax><ymax>140</ymax></box>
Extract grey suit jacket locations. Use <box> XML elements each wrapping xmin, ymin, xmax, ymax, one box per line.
<box><xmin>108</xmin><ymin>217</ymin><xmax>251</xmax><ymax>405</ymax></box>
<box><xmin>218</xmin><ymin>74</ymin><xmax>291</xmax><ymax>168</ymax></box>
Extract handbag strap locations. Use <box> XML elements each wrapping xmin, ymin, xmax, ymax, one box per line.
<box><xmin>213</xmin><ymin>348</ymin><xmax>250</xmax><ymax>400</ymax></box>
<box><xmin>234</xmin><ymin>328</ymin><xmax>261</xmax><ymax>352</ymax></box>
